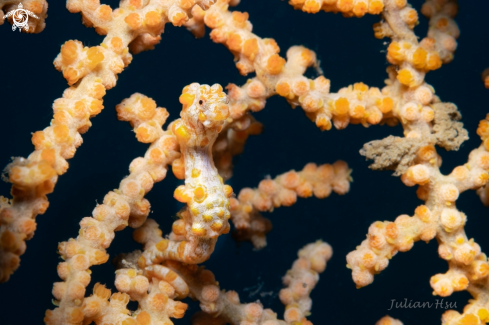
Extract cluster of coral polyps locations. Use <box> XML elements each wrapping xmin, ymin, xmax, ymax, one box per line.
<box><xmin>230</xmin><ymin>161</ymin><xmax>351</xmax><ymax>248</ymax></box>
<box><xmin>347</xmin><ymin>114</ymin><xmax>489</xmax><ymax>324</ymax></box>
<box><xmin>41</xmin><ymin>81</ymin><xmax>351</xmax><ymax>324</ymax></box>
<box><xmin>0</xmin><ymin>0</ymin><xmax>219</xmax><ymax>283</ymax></box>
<box><xmin>3</xmin><ymin>0</ymin><xmax>489</xmax><ymax>324</ymax></box>
<box><xmin>289</xmin><ymin>0</ymin><xmax>385</xmax><ymax>16</ymax></box>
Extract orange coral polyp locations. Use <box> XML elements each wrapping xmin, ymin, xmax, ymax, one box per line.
<box><xmin>266</xmin><ymin>54</ymin><xmax>286</xmax><ymax>75</ymax></box>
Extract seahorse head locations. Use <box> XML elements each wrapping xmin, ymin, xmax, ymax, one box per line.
<box><xmin>179</xmin><ymin>83</ymin><xmax>229</xmax><ymax>130</ymax></box>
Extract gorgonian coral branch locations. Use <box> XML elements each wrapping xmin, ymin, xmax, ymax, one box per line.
<box><xmin>0</xmin><ymin>0</ymin><xmax>220</xmax><ymax>283</ymax></box>
<box><xmin>45</xmin><ymin>95</ymin><xmax>180</xmax><ymax>325</ymax></box>
<box><xmin>230</xmin><ymin>161</ymin><xmax>351</xmax><ymax>248</ymax></box>
<box><xmin>2</xmin><ymin>0</ymin><xmax>488</xmax><ymax>324</ymax></box>
<box><xmin>347</xmin><ymin>116</ymin><xmax>489</xmax><ymax>324</ymax></box>
<box><xmin>202</xmin><ymin>0</ymin><xmax>457</xmax><ymax>146</ymax></box>
<box><xmin>288</xmin><ymin>0</ymin><xmax>384</xmax><ymax>16</ymax></box>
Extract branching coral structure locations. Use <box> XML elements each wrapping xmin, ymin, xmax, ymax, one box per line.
<box><xmin>1</xmin><ymin>0</ymin><xmax>489</xmax><ymax>324</ymax></box>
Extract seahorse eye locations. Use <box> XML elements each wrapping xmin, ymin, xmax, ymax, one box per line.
<box><xmin>199</xmin><ymin>100</ymin><xmax>204</xmax><ymax>105</ymax></box>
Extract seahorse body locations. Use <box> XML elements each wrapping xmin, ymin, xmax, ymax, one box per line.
<box><xmin>173</xmin><ymin>83</ymin><xmax>233</xmax><ymax>240</ymax></box>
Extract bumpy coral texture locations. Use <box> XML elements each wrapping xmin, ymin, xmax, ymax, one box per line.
<box><xmin>1</xmin><ymin>0</ymin><xmax>488</xmax><ymax>324</ymax></box>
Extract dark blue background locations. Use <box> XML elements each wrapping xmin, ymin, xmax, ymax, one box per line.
<box><xmin>1</xmin><ymin>0</ymin><xmax>489</xmax><ymax>324</ymax></box>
